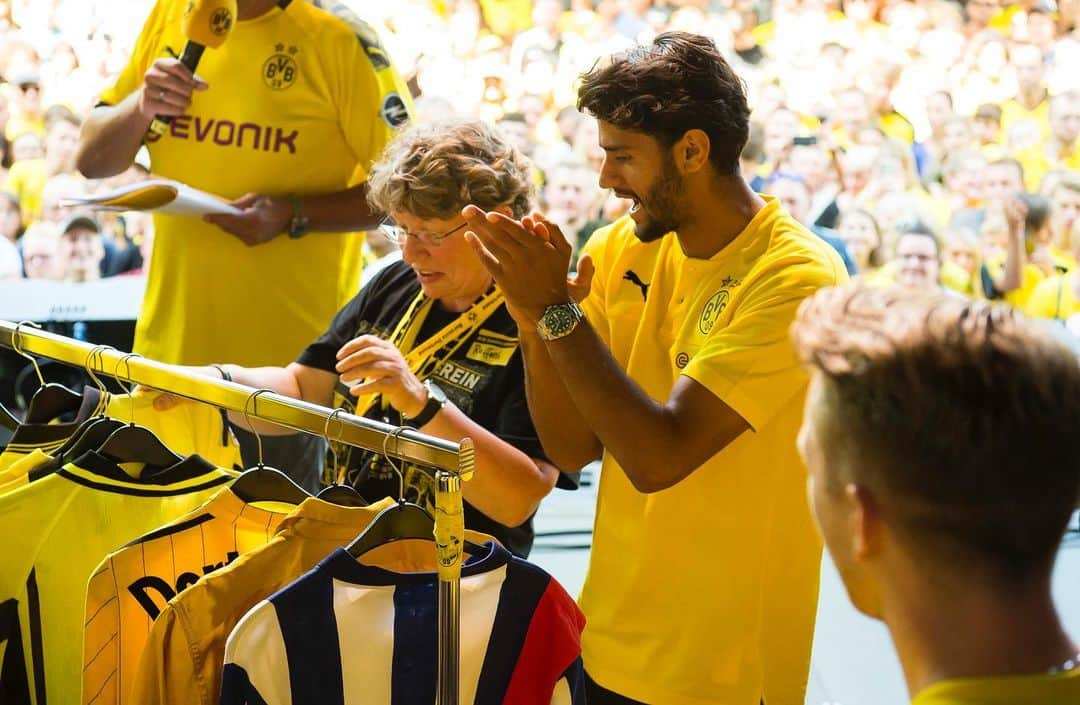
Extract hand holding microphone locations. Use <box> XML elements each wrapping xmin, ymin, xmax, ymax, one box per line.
<box><xmin>144</xmin><ymin>0</ymin><xmax>236</xmax><ymax>136</ymax></box>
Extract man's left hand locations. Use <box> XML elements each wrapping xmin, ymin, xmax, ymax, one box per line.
<box><xmin>204</xmin><ymin>193</ymin><xmax>291</xmax><ymax>247</ymax></box>
<box><xmin>462</xmin><ymin>206</ymin><xmax>576</xmax><ymax>327</ymax></box>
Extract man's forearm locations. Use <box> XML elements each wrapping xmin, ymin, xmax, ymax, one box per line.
<box><xmin>76</xmin><ymin>93</ymin><xmax>152</xmax><ymax>179</ymax></box>
<box><xmin>518</xmin><ymin>331</ymin><xmax>601</xmax><ymax>472</ymax></box>
<box><xmin>540</xmin><ymin>321</ymin><xmax>731</xmax><ymax>492</ymax></box>
<box><xmin>297</xmin><ymin>184</ymin><xmax>383</xmax><ymax>232</ymax></box>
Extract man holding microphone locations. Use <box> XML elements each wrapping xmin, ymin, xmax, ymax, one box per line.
<box><xmin>76</xmin><ymin>0</ymin><xmax>412</xmax><ymax>483</ymax></box>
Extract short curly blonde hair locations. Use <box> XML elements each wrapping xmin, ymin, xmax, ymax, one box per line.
<box><xmin>366</xmin><ymin>119</ymin><xmax>535</xmax><ymax>221</ymax></box>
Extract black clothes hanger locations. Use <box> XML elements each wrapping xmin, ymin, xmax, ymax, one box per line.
<box><xmin>228</xmin><ymin>389</ymin><xmax>310</xmax><ymax>505</ymax></box>
<box><xmin>316</xmin><ymin>484</ymin><xmax>368</xmax><ymax>507</ymax></box>
<box><xmin>12</xmin><ymin>322</ymin><xmax>83</xmax><ymax>424</ymax></box>
<box><xmin>0</xmin><ymin>404</ymin><xmax>17</xmax><ymax>431</ymax></box>
<box><xmin>314</xmin><ymin>408</ymin><xmax>368</xmax><ymax>506</ymax></box>
<box><xmin>94</xmin><ymin>353</ymin><xmax>183</xmax><ymax>475</ymax></box>
<box><xmin>347</xmin><ymin>501</ymin><xmax>439</xmax><ymax>558</ymax></box>
<box><xmin>346</xmin><ymin>426</ymin><xmax>483</xmax><ymax>559</ymax></box>
<box><xmin>44</xmin><ymin>346</ymin><xmax>123</xmax><ymax>471</ymax></box>
<box><xmin>25</xmin><ymin>383</ymin><xmax>84</xmax><ymax>424</ymax></box>
<box><xmin>230</xmin><ymin>466</ymin><xmax>310</xmax><ymax>504</ymax></box>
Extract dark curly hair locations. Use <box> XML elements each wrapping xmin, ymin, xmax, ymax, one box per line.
<box><xmin>577</xmin><ymin>32</ymin><xmax>750</xmax><ymax>175</ymax></box>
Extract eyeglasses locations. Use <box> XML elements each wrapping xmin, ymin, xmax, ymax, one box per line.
<box><xmin>378</xmin><ymin>216</ymin><xmax>468</xmax><ymax>247</ymax></box>
<box><xmin>899</xmin><ymin>252</ymin><xmax>936</xmax><ymax>263</ymax></box>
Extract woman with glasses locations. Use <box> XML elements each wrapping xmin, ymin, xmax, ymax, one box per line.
<box><xmin>183</xmin><ymin>119</ymin><xmax>571</xmax><ymax>557</ymax></box>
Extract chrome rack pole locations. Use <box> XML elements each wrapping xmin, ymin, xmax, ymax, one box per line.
<box><xmin>0</xmin><ymin>320</ymin><xmax>461</xmax><ymax>471</ymax></box>
<box><xmin>436</xmin><ymin>439</ymin><xmax>475</xmax><ymax>705</ymax></box>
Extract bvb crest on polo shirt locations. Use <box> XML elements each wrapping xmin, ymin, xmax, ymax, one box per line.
<box><xmin>699</xmin><ymin>276</ymin><xmax>742</xmax><ymax>335</ymax></box>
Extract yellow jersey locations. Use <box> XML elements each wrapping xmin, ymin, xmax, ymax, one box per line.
<box><xmin>577</xmin><ymin>197</ymin><xmax>846</xmax><ymax>704</ymax></box>
<box><xmin>0</xmin><ymin>390</ymin><xmax>241</xmax><ymax>486</ymax></box>
<box><xmin>0</xmin><ymin>449</ymin><xmax>52</xmax><ymax>494</ymax></box>
<box><xmin>0</xmin><ymin>453</ymin><xmax>233</xmax><ymax>705</ymax></box>
<box><xmin>5</xmin><ymin>111</ymin><xmax>44</xmax><ymax>142</ymax></box>
<box><xmin>1047</xmin><ymin>245</ymin><xmax>1076</xmax><ymax>275</ymax></box>
<box><xmin>1000</xmin><ymin>97</ymin><xmax>1051</xmax><ymax>143</ymax></box>
<box><xmin>912</xmin><ymin>667</ymin><xmax>1080</xmax><ymax>705</ymax></box>
<box><xmin>1016</xmin><ymin>142</ymin><xmax>1080</xmax><ymax>192</ymax></box>
<box><xmin>984</xmin><ymin>256</ymin><xmax>1045</xmax><ymax>308</ymax></box>
<box><xmin>82</xmin><ymin>487</ymin><xmax>294</xmax><ymax>705</ymax></box>
<box><xmin>2</xmin><ymin>158</ymin><xmax>47</xmax><ymax>224</ymax></box>
<box><xmin>130</xmin><ymin>496</ymin><xmax>393</xmax><ymax>705</ymax></box>
<box><xmin>100</xmin><ymin>0</ymin><xmax>412</xmax><ymax>366</ymax></box>
<box><xmin>1026</xmin><ymin>274</ymin><xmax>1080</xmax><ymax>320</ymax></box>
<box><xmin>477</xmin><ymin>0</ymin><xmax>533</xmax><ymax>37</ymax></box>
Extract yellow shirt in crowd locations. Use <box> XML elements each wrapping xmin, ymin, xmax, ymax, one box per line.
<box><xmin>1026</xmin><ymin>273</ymin><xmax>1080</xmax><ymax>320</ymax></box>
<box><xmin>911</xmin><ymin>667</ymin><xmax>1080</xmax><ymax>705</ymax></box>
<box><xmin>100</xmin><ymin>0</ymin><xmax>412</xmax><ymax>366</ymax></box>
<box><xmin>577</xmin><ymin>197</ymin><xmax>846</xmax><ymax>704</ymax></box>
<box><xmin>984</xmin><ymin>255</ymin><xmax>1045</xmax><ymax>308</ymax></box>
<box><xmin>2</xmin><ymin>158</ymin><xmax>47</xmax><ymax>223</ymax></box>
<box><xmin>5</xmin><ymin>111</ymin><xmax>44</xmax><ymax>142</ymax></box>
<box><xmin>1017</xmin><ymin>141</ymin><xmax>1080</xmax><ymax>192</ymax></box>
<box><xmin>1000</xmin><ymin>97</ymin><xmax>1051</xmax><ymax>143</ymax></box>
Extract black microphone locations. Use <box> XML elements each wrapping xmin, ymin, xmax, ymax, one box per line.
<box><xmin>148</xmin><ymin>0</ymin><xmax>236</xmax><ymax>136</ymax></box>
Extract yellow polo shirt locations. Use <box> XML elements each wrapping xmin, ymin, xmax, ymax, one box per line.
<box><xmin>912</xmin><ymin>667</ymin><xmax>1080</xmax><ymax>705</ymax></box>
<box><xmin>577</xmin><ymin>197</ymin><xmax>846</xmax><ymax>704</ymax></box>
<box><xmin>1026</xmin><ymin>274</ymin><xmax>1080</xmax><ymax>320</ymax></box>
<box><xmin>101</xmin><ymin>0</ymin><xmax>411</xmax><ymax>365</ymax></box>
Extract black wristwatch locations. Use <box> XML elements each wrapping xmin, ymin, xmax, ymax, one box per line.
<box><xmin>286</xmin><ymin>195</ymin><xmax>309</xmax><ymax>239</ymax></box>
<box><xmin>406</xmin><ymin>380</ymin><xmax>447</xmax><ymax>428</ymax></box>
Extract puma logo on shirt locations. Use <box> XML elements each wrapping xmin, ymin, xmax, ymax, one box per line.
<box><xmin>623</xmin><ymin>270</ymin><xmax>650</xmax><ymax>301</ymax></box>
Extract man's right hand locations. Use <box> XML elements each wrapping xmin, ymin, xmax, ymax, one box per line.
<box><xmin>137</xmin><ymin>58</ymin><xmax>208</xmax><ymax>121</ymax></box>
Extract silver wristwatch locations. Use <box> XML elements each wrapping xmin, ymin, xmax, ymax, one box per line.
<box><xmin>536</xmin><ymin>302</ymin><xmax>585</xmax><ymax>341</ymax></box>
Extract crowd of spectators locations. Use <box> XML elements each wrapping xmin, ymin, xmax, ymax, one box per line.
<box><xmin>1</xmin><ymin>0</ymin><xmax>1079</xmax><ymax>331</ymax></box>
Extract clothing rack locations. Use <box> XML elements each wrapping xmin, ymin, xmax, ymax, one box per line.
<box><xmin>0</xmin><ymin>319</ymin><xmax>473</xmax><ymax>704</ymax></box>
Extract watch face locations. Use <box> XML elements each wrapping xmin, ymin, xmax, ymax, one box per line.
<box><xmin>425</xmin><ymin>380</ymin><xmax>448</xmax><ymax>404</ymax></box>
<box><xmin>547</xmin><ymin>308</ymin><xmax>573</xmax><ymax>335</ymax></box>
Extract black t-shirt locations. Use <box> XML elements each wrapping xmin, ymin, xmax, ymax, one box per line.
<box><xmin>297</xmin><ymin>261</ymin><xmax>575</xmax><ymax>557</ymax></box>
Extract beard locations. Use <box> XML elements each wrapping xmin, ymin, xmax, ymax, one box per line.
<box><xmin>631</xmin><ymin>156</ymin><xmax>682</xmax><ymax>243</ymax></box>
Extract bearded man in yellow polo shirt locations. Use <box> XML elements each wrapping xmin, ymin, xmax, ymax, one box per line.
<box><xmin>465</xmin><ymin>31</ymin><xmax>846</xmax><ymax>705</ymax></box>
<box><xmin>793</xmin><ymin>286</ymin><xmax>1080</xmax><ymax>705</ymax></box>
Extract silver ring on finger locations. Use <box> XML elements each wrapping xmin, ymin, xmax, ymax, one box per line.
<box><xmin>159</xmin><ymin>89</ymin><xmax>166</xmax><ymax>101</ymax></box>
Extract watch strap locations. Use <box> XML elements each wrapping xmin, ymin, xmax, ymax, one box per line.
<box><xmin>287</xmin><ymin>195</ymin><xmax>309</xmax><ymax>238</ymax></box>
<box><xmin>407</xmin><ymin>395</ymin><xmax>443</xmax><ymax>428</ymax></box>
<box><xmin>536</xmin><ymin>301</ymin><xmax>585</xmax><ymax>341</ymax></box>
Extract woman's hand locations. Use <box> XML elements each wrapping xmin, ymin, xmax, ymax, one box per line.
<box><xmin>336</xmin><ymin>335</ymin><xmax>427</xmax><ymax>417</ymax></box>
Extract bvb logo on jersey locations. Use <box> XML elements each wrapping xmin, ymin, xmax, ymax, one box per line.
<box><xmin>263</xmin><ymin>45</ymin><xmax>298</xmax><ymax>90</ymax></box>
<box><xmin>210</xmin><ymin>7</ymin><xmax>233</xmax><ymax>36</ymax></box>
<box><xmin>699</xmin><ymin>289</ymin><xmax>729</xmax><ymax>335</ymax></box>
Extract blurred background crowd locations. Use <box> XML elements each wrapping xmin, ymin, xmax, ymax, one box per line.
<box><xmin>1</xmin><ymin>0</ymin><xmax>1079</xmax><ymax>330</ymax></box>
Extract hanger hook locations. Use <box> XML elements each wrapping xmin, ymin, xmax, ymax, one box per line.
<box><xmin>12</xmin><ymin>320</ymin><xmax>45</xmax><ymax>386</ymax></box>
<box><xmin>84</xmin><ymin>344</ymin><xmax>114</xmax><ymax>396</ymax></box>
<box><xmin>323</xmin><ymin>408</ymin><xmax>346</xmax><ymax>482</ymax></box>
<box><xmin>113</xmin><ymin>352</ymin><xmax>143</xmax><ymax>425</ymax></box>
<box><xmin>242</xmin><ymin>388</ymin><xmax>273</xmax><ymax>468</ymax></box>
<box><xmin>381</xmin><ymin>424</ymin><xmax>409</xmax><ymax>503</ymax></box>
